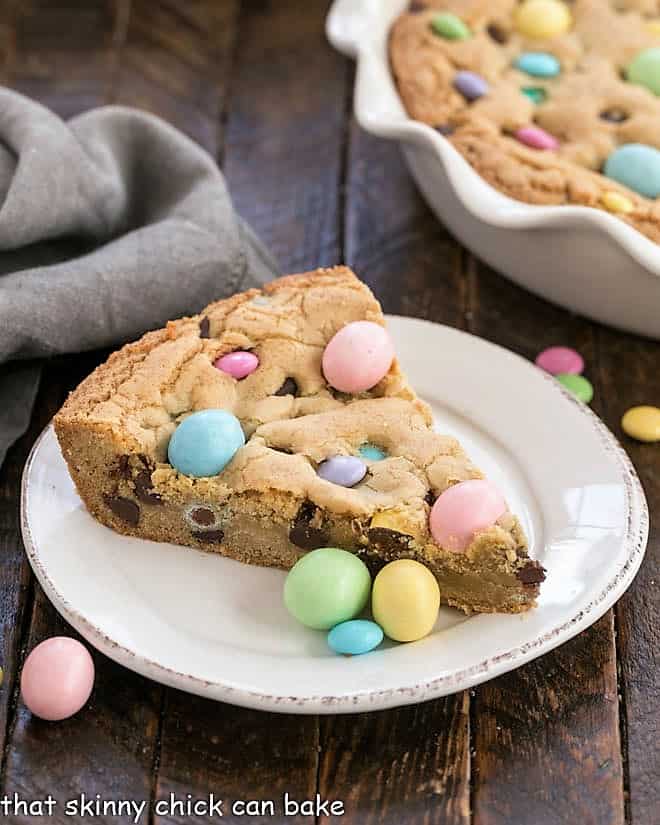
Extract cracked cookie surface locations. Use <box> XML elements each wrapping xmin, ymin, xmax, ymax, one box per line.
<box><xmin>390</xmin><ymin>1</ymin><xmax>660</xmax><ymax>242</ymax></box>
<box><xmin>55</xmin><ymin>266</ymin><xmax>544</xmax><ymax>614</ymax></box>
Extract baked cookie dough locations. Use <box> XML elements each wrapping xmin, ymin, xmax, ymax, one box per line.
<box><xmin>390</xmin><ymin>0</ymin><xmax>660</xmax><ymax>242</ymax></box>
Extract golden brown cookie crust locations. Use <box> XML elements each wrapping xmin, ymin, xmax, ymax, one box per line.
<box><xmin>55</xmin><ymin>266</ymin><xmax>543</xmax><ymax>614</ymax></box>
<box><xmin>390</xmin><ymin>0</ymin><xmax>660</xmax><ymax>242</ymax></box>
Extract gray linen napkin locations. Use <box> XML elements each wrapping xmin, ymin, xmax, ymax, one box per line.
<box><xmin>0</xmin><ymin>88</ymin><xmax>279</xmax><ymax>466</ymax></box>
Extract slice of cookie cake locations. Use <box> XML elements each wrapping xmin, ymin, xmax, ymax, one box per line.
<box><xmin>54</xmin><ymin>266</ymin><xmax>545</xmax><ymax>614</ymax></box>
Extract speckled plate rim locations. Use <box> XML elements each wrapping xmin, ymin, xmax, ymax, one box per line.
<box><xmin>326</xmin><ymin>0</ymin><xmax>660</xmax><ymax>279</ymax></box>
<box><xmin>20</xmin><ymin>317</ymin><xmax>649</xmax><ymax>713</ymax></box>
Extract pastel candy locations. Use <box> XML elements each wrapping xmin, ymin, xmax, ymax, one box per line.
<box><xmin>359</xmin><ymin>443</ymin><xmax>386</xmax><ymax>461</ymax></box>
<box><xmin>515</xmin><ymin>52</ymin><xmax>561</xmax><ymax>78</ymax></box>
<box><xmin>21</xmin><ymin>637</ymin><xmax>95</xmax><ymax>721</ymax></box>
<box><xmin>556</xmin><ymin>373</ymin><xmax>593</xmax><ymax>403</ymax></box>
<box><xmin>284</xmin><ymin>548</ymin><xmax>371</xmax><ymax>630</ymax></box>
<box><xmin>327</xmin><ymin>620</ymin><xmax>383</xmax><ymax>656</ymax></box>
<box><xmin>454</xmin><ymin>71</ymin><xmax>489</xmax><ymax>101</ymax></box>
<box><xmin>168</xmin><ymin>409</ymin><xmax>245</xmax><ymax>477</ymax></box>
<box><xmin>372</xmin><ymin>560</ymin><xmax>440</xmax><ymax>642</ymax></box>
<box><xmin>430</xmin><ymin>12</ymin><xmax>470</xmax><ymax>40</ymax></box>
<box><xmin>214</xmin><ymin>350</ymin><xmax>259</xmax><ymax>379</ymax></box>
<box><xmin>429</xmin><ymin>479</ymin><xmax>507</xmax><ymax>552</ymax></box>
<box><xmin>604</xmin><ymin>144</ymin><xmax>660</xmax><ymax>198</ymax></box>
<box><xmin>601</xmin><ymin>191</ymin><xmax>634</xmax><ymax>214</ymax></box>
<box><xmin>322</xmin><ymin>321</ymin><xmax>395</xmax><ymax>393</ymax></box>
<box><xmin>535</xmin><ymin>346</ymin><xmax>584</xmax><ymax>375</ymax></box>
<box><xmin>621</xmin><ymin>406</ymin><xmax>660</xmax><ymax>443</ymax></box>
<box><xmin>521</xmin><ymin>86</ymin><xmax>547</xmax><ymax>104</ymax></box>
<box><xmin>515</xmin><ymin>0</ymin><xmax>572</xmax><ymax>40</ymax></box>
<box><xmin>626</xmin><ymin>48</ymin><xmax>660</xmax><ymax>96</ymax></box>
<box><xmin>515</xmin><ymin>125</ymin><xmax>559</xmax><ymax>150</ymax></box>
<box><xmin>317</xmin><ymin>455</ymin><xmax>367</xmax><ymax>487</ymax></box>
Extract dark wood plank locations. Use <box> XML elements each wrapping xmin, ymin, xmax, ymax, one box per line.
<box><xmin>319</xmin><ymin>697</ymin><xmax>470</xmax><ymax>825</ymax></box>
<box><xmin>467</xmin><ymin>261</ymin><xmax>625</xmax><ymax>825</ymax></box>
<box><xmin>115</xmin><ymin>0</ymin><xmax>239</xmax><ymax>153</ymax></box>
<box><xmin>3</xmin><ymin>579</ymin><xmax>161</xmax><ymax>825</ymax></box>
<box><xmin>595</xmin><ymin>326</ymin><xmax>660</xmax><ymax>825</ymax></box>
<box><xmin>223</xmin><ymin>0</ymin><xmax>350</xmax><ymax>272</ymax></box>
<box><xmin>315</xmin><ymin>123</ymin><xmax>470</xmax><ymax>825</ymax></box>
<box><xmin>153</xmin><ymin>2</ymin><xmax>339</xmax><ymax>821</ymax></box>
<box><xmin>8</xmin><ymin>0</ymin><xmax>120</xmax><ymax>118</ymax></box>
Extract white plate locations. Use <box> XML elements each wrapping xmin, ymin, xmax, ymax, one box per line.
<box><xmin>21</xmin><ymin>317</ymin><xmax>648</xmax><ymax>713</ymax></box>
<box><xmin>327</xmin><ymin>0</ymin><xmax>660</xmax><ymax>340</ymax></box>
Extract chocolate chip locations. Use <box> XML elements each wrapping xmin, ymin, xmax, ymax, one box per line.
<box><xmin>600</xmin><ymin>109</ymin><xmax>628</xmax><ymax>123</ymax></box>
<box><xmin>487</xmin><ymin>23</ymin><xmax>509</xmax><ymax>43</ymax></box>
<box><xmin>192</xmin><ymin>529</ymin><xmax>224</xmax><ymax>543</ymax></box>
<box><xmin>289</xmin><ymin>501</ymin><xmax>329</xmax><ymax>551</ymax></box>
<box><xmin>408</xmin><ymin>0</ymin><xmax>427</xmax><ymax>11</ymax></box>
<box><xmin>112</xmin><ymin>454</ymin><xmax>131</xmax><ymax>479</ymax></box>
<box><xmin>199</xmin><ymin>316</ymin><xmax>210</xmax><ymax>338</ymax></box>
<box><xmin>275</xmin><ymin>377</ymin><xmax>299</xmax><ymax>397</ymax></box>
<box><xmin>190</xmin><ymin>506</ymin><xmax>215</xmax><ymax>526</ymax></box>
<box><xmin>424</xmin><ymin>490</ymin><xmax>437</xmax><ymax>506</ymax></box>
<box><xmin>516</xmin><ymin>562</ymin><xmax>547</xmax><ymax>586</ymax></box>
<box><xmin>134</xmin><ymin>470</ymin><xmax>162</xmax><ymax>505</ymax></box>
<box><xmin>435</xmin><ymin>124</ymin><xmax>455</xmax><ymax>137</ymax></box>
<box><xmin>103</xmin><ymin>495</ymin><xmax>140</xmax><ymax>526</ymax></box>
<box><xmin>367</xmin><ymin>527</ymin><xmax>415</xmax><ymax>555</ymax></box>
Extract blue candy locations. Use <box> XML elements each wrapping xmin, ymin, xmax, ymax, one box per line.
<box><xmin>515</xmin><ymin>52</ymin><xmax>560</xmax><ymax>78</ymax></box>
<box><xmin>604</xmin><ymin>143</ymin><xmax>660</xmax><ymax>199</ymax></box>
<box><xmin>328</xmin><ymin>620</ymin><xmax>384</xmax><ymax>656</ymax></box>
<box><xmin>358</xmin><ymin>443</ymin><xmax>387</xmax><ymax>461</ymax></box>
<box><xmin>168</xmin><ymin>409</ymin><xmax>245</xmax><ymax>478</ymax></box>
<box><xmin>317</xmin><ymin>455</ymin><xmax>367</xmax><ymax>487</ymax></box>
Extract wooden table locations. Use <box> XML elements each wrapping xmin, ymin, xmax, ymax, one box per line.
<box><xmin>0</xmin><ymin>3</ymin><xmax>657</xmax><ymax>823</ymax></box>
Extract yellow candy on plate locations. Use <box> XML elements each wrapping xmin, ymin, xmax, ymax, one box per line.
<box><xmin>601</xmin><ymin>191</ymin><xmax>634</xmax><ymax>214</ymax></box>
<box><xmin>647</xmin><ymin>20</ymin><xmax>660</xmax><ymax>37</ymax></box>
<box><xmin>621</xmin><ymin>406</ymin><xmax>660</xmax><ymax>443</ymax></box>
<box><xmin>372</xmin><ymin>559</ymin><xmax>440</xmax><ymax>643</ymax></box>
<box><xmin>515</xmin><ymin>0</ymin><xmax>572</xmax><ymax>40</ymax></box>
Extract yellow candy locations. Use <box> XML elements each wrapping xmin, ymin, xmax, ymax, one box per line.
<box><xmin>370</xmin><ymin>509</ymin><xmax>414</xmax><ymax>535</ymax></box>
<box><xmin>515</xmin><ymin>0</ymin><xmax>572</xmax><ymax>40</ymax></box>
<box><xmin>621</xmin><ymin>406</ymin><xmax>660</xmax><ymax>443</ymax></box>
<box><xmin>601</xmin><ymin>191</ymin><xmax>634</xmax><ymax>214</ymax></box>
<box><xmin>647</xmin><ymin>21</ymin><xmax>660</xmax><ymax>37</ymax></box>
<box><xmin>372</xmin><ymin>559</ymin><xmax>440</xmax><ymax>643</ymax></box>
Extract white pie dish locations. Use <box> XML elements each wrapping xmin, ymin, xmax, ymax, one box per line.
<box><xmin>21</xmin><ymin>316</ymin><xmax>648</xmax><ymax>713</ymax></box>
<box><xmin>327</xmin><ymin>0</ymin><xmax>660</xmax><ymax>340</ymax></box>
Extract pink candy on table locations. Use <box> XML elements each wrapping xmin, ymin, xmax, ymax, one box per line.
<box><xmin>214</xmin><ymin>350</ymin><xmax>259</xmax><ymax>380</ymax></box>
<box><xmin>514</xmin><ymin>126</ymin><xmax>559</xmax><ymax>151</ymax></box>
<box><xmin>322</xmin><ymin>321</ymin><xmax>395</xmax><ymax>394</ymax></box>
<box><xmin>21</xmin><ymin>637</ymin><xmax>95</xmax><ymax>721</ymax></box>
<box><xmin>535</xmin><ymin>346</ymin><xmax>584</xmax><ymax>375</ymax></box>
<box><xmin>429</xmin><ymin>479</ymin><xmax>507</xmax><ymax>552</ymax></box>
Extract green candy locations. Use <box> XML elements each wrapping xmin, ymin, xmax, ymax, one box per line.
<box><xmin>627</xmin><ymin>48</ymin><xmax>660</xmax><ymax>96</ymax></box>
<box><xmin>284</xmin><ymin>548</ymin><xmax>371</xmax><ymax>630</ymax></box>
<box><xmin>556</xmin><ymin>373</ymin><xmax>593</xmax><ymax>404</ymax></box>
<box><xmin>522</xmin><ymin>86</ymin><xmax>547</xmax><ymax>104</ymax></box>
<box><xmin>430</xmin><ymin>13</ymin><xmax>471</xmax><ymax>40</ymax></box>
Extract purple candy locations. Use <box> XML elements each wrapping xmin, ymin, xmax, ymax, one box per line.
<box><xmin>317</xmin><ymin>456</ymin><xmax>367</xmax><ymax>488</ymax></box>
<box><xmin>454</xmin><ymin>71</ymin><xmax>489</xmax><ymax>101</ymax></box>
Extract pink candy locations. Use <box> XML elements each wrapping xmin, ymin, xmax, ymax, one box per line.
<box><xmin>21</xmin><ymin>637</ymin><xmax>95</xmax><ymax>721</ymax></box>
<box><xmin>514</xmin><ymin>126</ymin><xmax>559</xmax><ymax>151</ymax></box>
<box><xmin>429</xmin><ymin>479</ymin><xmax>507</xmax><ymax>552</ymax></box>
<box><xmin>214</xmin><ymin>350</ymin><xmax>259</xmax><ymax>380</ymax></box>
<box><xmin>535</xmin><ymin>346</ymin><xmax>584</xmax><ymax>375</ymax></box>
<box><xmin>322</xmin><ymin>321</ymin><xmax>395</xmax><ymax>394</ymax></box>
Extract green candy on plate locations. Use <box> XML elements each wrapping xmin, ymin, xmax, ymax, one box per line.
<box><xmin>284</xmin><ymin>548</ymin><xmax>371</xmax><ymax>630</ymax></box>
